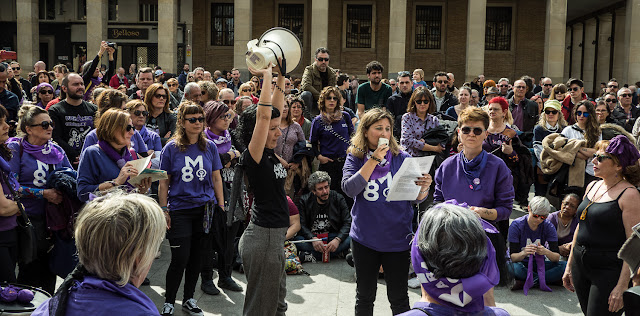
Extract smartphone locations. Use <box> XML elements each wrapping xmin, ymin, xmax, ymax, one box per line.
<box><xmin>0</xmin><ymin>51</ymin><xmax>17</xmax><ymax>60</ymax></box>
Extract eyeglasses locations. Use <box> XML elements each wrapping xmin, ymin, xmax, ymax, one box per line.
<box><xmin>39</xmin><ymin>90</ymin><xmax>53</xmax><ymax>95</ymax></box>
<box><xmin>608</xmin><ymin>85</ymin><xmax>619</xmax><ymax>89</ymax></box>
<box><xmin>620</xmin><ymin>93</ymin><xmax>632</xmax><ymax>98</ymax></box>
<box><xmin>125</xmin><ymin>124</ymin><xmax>134</xmax><ymax>132</ymax></box>
<box><xmin>593</xmin><ymin>154</ymin><xmax>613</xmax><ymax>162</ymax></box>
<box><xmin>30</xmin><ymin>120</ymin><xmax>54</xmax><ymax>129</ymax></box>
<box><xmin>185</xmin><ymin>117</ymin><xmax>205</xmax><ymax>124</ymax></box>
<box><xmin>595</xmin><ymin>109</ymin><xmax>607</xmax><ymax>113</ymax></box>
<box><xmin>316</xmin><ymin>57</ymin><xmax>329</xmax><ymax>62</ymax></box>
<box><xmin>415</xmin><ymin>100</ymin><xmax>429</xmax><ymax>104</ymax></box>
<box><xmin>514</xmin><ymin>86</ymin><xmax>526</xmax><ymax>90</ymax></box>
<box><xmin>242</xmin><ymin>89</ymin><xmax>251</xmax><ymax>92</ymax></box>
<box><xmin>12</xmin><ymin>67</ymin><xmax>20</xmax><ymax>71</ymax></box>
<box><xmin>134</xmin><ymin>110</ymin><xmax>149</xmax><ymax>117</ymax></box>
<box><xmin>544</xmin><ymin>109</ymin><xmax>558</xmax><ymax>115</ymax></box>
<box><xmin>605</xmin><ymin>98</ymin><xmax>617</xmax><ymax>103</ymax></box>
<box><xmin>326</xmin><ymin>96</ymin><xmax>339</xmax><ymax>101</ymax></box>
<box><xmin>221</xmin><ymin>99</ymin><xmax>232</xmax><ymax>105</ymax></box>
<box><xmin>220</xmin><ymin>113</ymin><xmax>234</xmax><ymax>120</ymax></box>
<box><xmin>569</xmin><ymin>87</ymin><xmax>580</xmax><ymax>92</ymax></box>
<box><xmin>500</xmin><ymin>84</ymin><xmax>509</xmax><ymax>87</ymax></box>
<box><xmin>436</xmin><ymin>80</ymin><xmax>447</xmax><ymax>84</ymax></box>
<box><xmin>460</xmin><ymin>126</ymin><xmax>484</xmax><ymax>135</ymax></box>
<box><xmin>576</xmin><ymin>111</ymin><xmax>590</xmax><ymax>117</ymax></box>
<box><xmin>168</xmin><ymin>83</ymin><xmax>178</xmax><ymax>87</ymax></box>
<box><xmin>390</xmin><ymin>83</ymin><xmax>396</xmax><ymax>86</ymax></box>
<box><xmin>154</xmin><ymin>94</ymin><xmax>167</xmax><ymax>99</ymax></box>
<box><xmin>543</xmin><ymin>83</ymin><xmax>553</xmax><ymax>87</ymax></box>
<box><xmin>531</xmin><ymin>214</ymin><xmax>547</xmax><ymax>220</ymax></box>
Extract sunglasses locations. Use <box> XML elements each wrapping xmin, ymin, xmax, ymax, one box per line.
<box><xmin>221</xmin><ymin>99</ymin><xmax>232</xmax><ymax>105</ymax></box>
<box><xmin>436</xmin><ymin>80</ymin><xmax>447</xmax><ymax>84</ymax></box>
<box><xmin>514</xmin><ymin>86</ymin><xmax>526</xmax><ymax>90</ymax></box>
<box><xmin>168</xmin><ymin>83</ymin><xmax>178</xmax><ymax>87</ymax></box>
<box><xmin>242</xmin><ymin>89</ymin><xmax>251</xmax><ymax>92</ymax></box>
<box><xmin>543</xmin><ymin>83</ymin><xmax>553</xmax><ymax>87</ymax></box>
<box><xmin>500</xmin><ymin>84</ymin><xmax>509</xmax><ymax>87</ymax></box>
<box><xmin>185</xmin><ymin>117</ymin><xmax>205</xmax><ymax>123</ymax></box>
<box><xmin>544</xmin><ymin>109</ymin><xmax>558</xmax><ymax>115</ymax></box>
<box><xmin>415</xmin><ymin>100</ymin><xmax>429</xmax><ymax>104</ymax></box>
<box><xmin>134</xmin><ymin>110</ymin><xmax>149</xmax><ymax>117</ymax></box>
<box><xmin>569</xmin><ymin>87</ymin><xmax>580</xmax><ymax>92</ymax></box>
<box><xmin>30</xmin><ymin>120</ymin><xmax>55</xmax><ymax>129</ymax></box>
<box><xmin>592</xmin><ymin>153</ymin><xmax>612</xmax><ymax>162</ymax></box>
<box><xmin>608</xmin><ymin>85</ymin><xmax>618</xmax><ymax>88</ymax></box>
<box><xmin>317</xmin><ymin>57</ymin><xmax>329</xmax><ymax>62</ymax></box>
<box><xmin>220</xmin><ymin>113</ymin><xmax>234</xmax><ymax>120</ymax></box>
<box><xmin>39</xmin><ymin>90</ymin><xmax>53</xmax><ymax>95</ymax></box>
<box><xmin>620</xmin><ymin>93</ymin><xmax>632</xmax><ymax>98</ymax></box>
<box><xmin>326</xmin><ymin>96</ymin><xmax>339</xmax><ymax>101</ymax></box>
<box><xmin>576</xmin><ymin>111</ymin><xmax>590</xmax><ymax>117</ymax></box>
<box><xmin>531</xmin><ymin>214</ymin><xmax>547</xmax><ymax>220</ymax></box>
<box><xmin>605</xmin><ymin>98</ymin><xmax>617</xmax><ymax>103</ymax></box>
<box><xmin>12</xmin><ymin>67</ymin><xmax>20</xmax><ymax>71</ymax></box>
<box><xmin>460</xmin><ymin>126</ymin><xmax>484</xmax><ymax>135</ymax></box>
<box><xmin>125</xmin><ymin>124</ymin><xmax>134</xmax><ymax>132</ymax></box>
<box><xmin>154</xmin><ymin>94</ymin><xmax>167</xmax><ymax>99</ymax></box>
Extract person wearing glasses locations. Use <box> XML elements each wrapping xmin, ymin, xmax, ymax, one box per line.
<box><xmin>237</xmin><ymin>82</ymin><xmax>259</xmax><ymax>104</ymax></box>
<box><xmin>549</xmin><ymin>83</ymin><xmax>568</xmax><ymax>104</ymax></box>
<box><xmin>497</xmin><ymin>78</ymin><xmax>511</xmax><ymax>97</ymax></box>
<box><xmin>606</xmin><ymin>78</ymin><xmax>620</xmax><ymax>95</ymax></box>
<box><xmin>301</xmin><ymin>47</ymin><xmax>337</xmax><ymax>118</ymax></box>
<box><xmin>165</xmin><ymin>77</ymin><xmax>184</xmax><ymax>110</ymax></box>
<box><xmin>613</xmin><ymin>87</ymin><xmax>640</xmax><ymax>132</ymax></box>
<box><xmin>289</xmin><ymin>97</ymin><xmax>311</xmax><ymax>139</ymax></box>
<box><xmin>431</xmin><ymin>72</ymin><xmax>458</xmax><ymax>112</ymax></box>
<box><xmin>595</xmin><ymin>99</ymin><xmax>615</xmax><ymax>125</ymax></box>
<box><xmin>509</xmin><ymin>79</ymin><xmax>539</xmax><ymax>134</ymax></box>
<box><xmin>250</xmin><ymin>76</ymin><xmax>261</xmax><ymax>97</ymax></box>
<box><xmin>536</xmin><ymin>77</ymin><xmax>554</xmax><ymax>102</ymax></box>
<box><xmin>145</xmin><ymin>83</ymin><xmax>177</xmax><ymax>146</ymax></box>
<box><xmin>77</xmin><ymin>108</ymin><xmax>152</xmax><ymax>202</ymax></box>
<box><xmin>387</xmin><ymin>71</ymin><xmax>414</xmax><ymax>140</ymax></box>
<box><xmin>561</xmin><ymin>100</ymin><xmax>602</xmax><ymax>188</ymax></box>
<box><xmin>159</xmin><ymin>102</ymin><xmax>225</xmax><ymax>316</ymax></box>
<box><xmin>34</xmin><ymin>83</ymin><xmax>54</xmax><ymax>109</ymax></box>
<box><xmin>198</xmin><ymin>80</ymin><xmax>219</xmax><ymax>105</ymax></box>
<box><xmin>7</xmin><ymin>104</ymin><xmax>71</xmax><ymax>294</ymax></box>
<box><xmin>400</xmin><ymin>87</ymin><xmax>441</xmax><ymax>157</ymax></box>
<box><xmin>533</xmin><ymin>100</ymin><xmax>568</xmax><ymax>196</ymax></box>
<box><xmin>126</xmin><ymin>100</ymin><xmax>161</xmax><ymax>167</ymax></box>
<box><xmin>508</xmin><ymin>196</ymin><xmax>565</xmax><ymax>292</ymax></box>
<box><xmin>9</xmin><ymin>61</ymin><xmax>32</xmax><ymax>101</ymax></box>
<box><xmin>561</xmin><ymin>78</ymin><xmax>588</xmax><ymax>125</ymax></box>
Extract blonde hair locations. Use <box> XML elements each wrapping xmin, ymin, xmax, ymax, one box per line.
<box><xmin>96</xmin><ymin>108</ymin><xmax>131</xmax><ymax>144</ymax></box>
<box><xmin>413</xmin><ymin>69</ymin><xmax>424</xmax><ymax>81</ymax></box>
<box><xmin>74</xmin><ymin>191</ymin><xmax>165</xmax><ymax>286</ymax></box>
<box><xmin>347</xmin><ymin>108</ymin><xmax>400</xmax><ymax>159</ymax></box>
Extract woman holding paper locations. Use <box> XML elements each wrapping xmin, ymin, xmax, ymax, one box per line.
<box><xmin>342</xmin><ymin>108</ymin><xmax>432</xmax><ymax>316</ymax></box>
<box><xmin>158</xmin><ymin>101</ymin><xmax>225</xmax><ymax>316</ymax></box>
<box><xmin>77</xmin><ymin>108</ymin><xmax>152</xmax><ymax>202</ymax></box>
<box><xmin>7</xmin><ymin>104</ymin><xmax>72</xmax><ymax>294</ymax></box>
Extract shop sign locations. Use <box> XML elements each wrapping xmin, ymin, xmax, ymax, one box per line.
<box><xmin>108</xmin><ymin>28</ymin><xmax>149</xmax><ymax>40</ymax></box>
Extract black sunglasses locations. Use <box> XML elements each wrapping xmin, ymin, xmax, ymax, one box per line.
<box><xmin>317</xmin><ymin>57</ymin><xmax>329</xmax><ymax>62</ymax></box>
<box><xmin>608</xmin><ymin>85</ymin><xmax>619</xmax><ymax>88</ymax></box>
<box><xmin>221</xmin><ymin>100</ymin><xmax>232</xmax><ymax>105</ymax></box>
<box><xmin>569</xmin><ymin>87</ymin><xmax>580</xmax><ymax>92</ymax></box>
<box><xmin>39</xmin><ymin>90</ymin><xmax>53</xmax><ymax>95</ymax></box>
<box><xmin>460</xmin><ymin>126</ymin><xmax>484</xmax><ymax>135</ymax></box>
<box><xmin>30</xmin><ymin>120</ymin><xmax>55</xmax><ymax>129</ymax></box>
<box><xmin>134</xmin><ymin>110</ymin><xmax>149</xmax><ymax>117</ymax></box>
<box><xmin>620</xmin><ymin>93</ymin><xmax>632</xmax><ymax>98</ymax></box>
<box><xmin>605</xmin><ymin>98</ymin><xmax>617</xmax><ymax>103</ymax></box>
<box><xmin>415</xmin><ymin>100</ymin><xmax>429</xmax><ymax>104</ymax></box>
<box><xmin>544</xmin><ymin>109</ymin><xmax>558</xmax><ymax>115</ymax></box>
<box><xmin>326</xmin><ymin>96</ymin><xmax>339</xmax><ymax>101</ymax></box>
<box><xmin>125</xmin><ymin>124</ymin><xmax>134</xmax><ymax>132</ymax></box>
<box><xmin>242</xmin><ymin>89</ymin><xmax>251</xmax><ymax>92</ymax></box>
<box><xmin>185</xmin><ymin>117</ymin><xmax>205</xmax><ymax>123</ymax></box>
<box><xmin>12</xmin><ymin>67</ymin><xmax>20</xmax><ymax>71</ymax></box>
<box><xmin>154</xmin><ymin>94</ymin><xmax>167</xmax><ymax>99</ymax></box>
<box><xmin>592</xmin><ymin>154</ymin><xmax>612</xmax><ymax>162</ymax></box>
<box><xmin>543</xmin><ymin>83</ymin><xmax>553</xmax><ymax>87</ymax></box>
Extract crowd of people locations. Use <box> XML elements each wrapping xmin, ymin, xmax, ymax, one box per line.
<box><xmin>1</xmin><ymin>42</ymin><xmax>640</xmax><ymax>316</ymax></box>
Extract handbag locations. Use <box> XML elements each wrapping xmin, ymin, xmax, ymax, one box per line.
<box><xmin>1</xmin><ymin>172</ymin><xmax>37</xmax><ymax>264</ymax></box>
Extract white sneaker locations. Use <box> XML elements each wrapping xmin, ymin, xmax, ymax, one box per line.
<box><xmin>182</xmin><ymin>298</ymin><xmax>204</xmax><ymax>316</ymax></box>
<box><xmin>408</xmin><ymin>277</ymin><xmax>421</xmax><ymax>289</ymax></box>
<box><xmin>161</xmin><ymin>303</ymin><xmax>174</xmax><ymax>316</ymax></box>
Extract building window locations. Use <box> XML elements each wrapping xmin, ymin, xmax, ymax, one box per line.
<box><xmin>346</xmin><ymin>4</ymin><xmax>372</xmax><ymax>48</ymax></box>
<box><xmin>415</xmin><ymin>5</ymin><xmax>442</xmax><ymax>49</ymax></box>
<box><xmin>140</xmin><ymin>1</ymin><xmax>158</xmax><ymax>22</ymax></box>
<box><xmin>485</xmin><ymin>7</ymin><xmax>512</xmax><ymax>51</ymax></box>
<box><xmin>278</xmin><ymin>4</ymin><xmax>304</xmax><ymax>42</ymax></box>
<box><xmin>39</xmin><ymin>0</ymin><xmax>55</xmax><ymax>20</ymax></box>
<box><xmin>211</xmin><ymin>3</ymin><xmax>234</xmax><ymax>46</ymax></box>
<box><xmin>108</xmin><ymin>0</ymin><xmax>118</xmax><ymax>21</ymax></box>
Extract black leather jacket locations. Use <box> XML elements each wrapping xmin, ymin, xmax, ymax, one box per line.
<box><xmin>296</xmin><ymin>190</ymin><xmax>352</xmax><ymax>241</ymax></box>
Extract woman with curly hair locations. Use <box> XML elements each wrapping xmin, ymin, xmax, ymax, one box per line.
<box><xmin>159</xmin><ymin>101</ymin><xmax>224</xmax><ymax>316</ymax></box>
<box><xmin>342</xmin><ymin>108</ymin><xmax>432</xmax><ymax>315</ymax></box>
<box><xmin>198</xmin><ymin>80</ymin><xmax>218</xmax><ymax>104</ymax></box>
<box><xmin>562</xmin><ymin>100</ymin><xmax>602</xmax><ymax>187</ymax></box>
<box><xmin>310</xmin><ymin>86</ymin><xmax>354</xmax><ymax>201</ymax></box>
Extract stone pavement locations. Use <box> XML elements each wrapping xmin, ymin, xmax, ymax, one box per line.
<box><xmin>139</xmin><ymin>205</ymin><xmax>584</xmax><ymax>316</ymax></box>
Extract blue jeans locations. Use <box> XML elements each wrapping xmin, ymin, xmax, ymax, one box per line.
<box><xmin>510</xmin><ymin>260</ymin><xmax>567</xmax><ymax>283</ymax></box>
<box><xmin>293</xmin><ymin>233</ymin><xmax>351</xmax><ymax>260</ymax></box>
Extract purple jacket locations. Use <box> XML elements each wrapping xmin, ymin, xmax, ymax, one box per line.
<box><xmin>32</xmin><ymin>276</ymin><xmax>158</xmax><ymax>316</ymax></box>
<box><xmin>434</xmin><ymin>152</ymin><xmax>514</xmax><ymax>222</ymax></box>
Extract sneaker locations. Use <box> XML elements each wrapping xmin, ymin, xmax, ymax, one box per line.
<box><xmin>200</xmin><ymin>279</ymin><xmax>220</xmax><ymax>295</ymax></box>
<box><xmin>161</xmin><ymin>302</ymin><xmax>174</xmax><ymax>316</ymax></box>
<box><xmin>182</xmin><ymin>298</ymin><xmax>204</xmax><ymax>316</ymax></box>
<box><xmin>218</xmin><ymin>277</ymin><xmax>243</xmax><ymax>292</ymax></box>
<box><xmin>408</xmin><ymin>277</ymin><xmax>421</xmax><ymax>289</ymax></box>
<box><xmin>346</xmin><ymin>253</ymin><xmax>354</xmax><ymax>267</ymax></box>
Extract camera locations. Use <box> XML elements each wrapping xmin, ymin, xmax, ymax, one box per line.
<box><xmin>107</xmin><ymin>42</ymin><xmax>117</xmax><ymax>48</ymax></box>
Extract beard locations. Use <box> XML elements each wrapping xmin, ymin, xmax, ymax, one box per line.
<box><xmin>68</xmin><ymin>91</ymin><xmax>83</xmax><ymax>100</ymax></box>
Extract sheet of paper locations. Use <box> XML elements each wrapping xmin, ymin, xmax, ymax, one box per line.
<box><xmin>127</xmin><ymin>156</ymin><xmax>168</xmax><ymax>185</ymax></box>
<box><xmin>386</xmin><ymin>156</ymin><xmax>435</xmax><ymax>201</ymax></box>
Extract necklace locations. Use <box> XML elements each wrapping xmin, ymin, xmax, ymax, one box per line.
<box><xmin>580</xmin><ymin>179</ymin><xmax>624</xmax><ymax>220</ymax></box>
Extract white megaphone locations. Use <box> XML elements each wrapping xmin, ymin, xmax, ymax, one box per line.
<box><xmin>246</xmin><ymin>27</ymin><xmax>302</xmax><ymax>74</ymax></box>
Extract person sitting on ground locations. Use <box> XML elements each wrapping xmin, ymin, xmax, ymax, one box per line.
<box><xmin>32</xmin><ymin>192</ymin><xmax>165</xmax><ymax>316</ymax></box>
<box><xmin>508</xmin><ymin>196</ymin><xmax>565</xmax><ymax>293</ymax></box>
<box><xmin>398</xmin><ymin>201</ymin><xmax>509</xmax><ymax>316</ymax></box>
<box><xmin>294</xmin><ymin>171</ymin><xmax>352</xmax><ymax>261</ymax></box>
<box><xmin>547</xmin><ymin>193</ymin><xmax>581</xmax><ymax>259</ymax></box>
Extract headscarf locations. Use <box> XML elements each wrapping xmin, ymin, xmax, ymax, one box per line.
<box><xmin>606</xmin><ymin>135</ymin><xmax>640</xmax><ymax>169</ymax></box>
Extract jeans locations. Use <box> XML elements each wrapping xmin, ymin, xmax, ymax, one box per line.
<box><xmin>351</xmin><ymin>239</ymin><xmax>410</xmax><ymax>316</ymax></box>
<box><xmin>293</xmin><ymin>233</ymin><xmax>351</xmax><ymax>260</ymax></box>
<box><xmin>510</xmin><ymin>260</ymin><xmax>566</xmax><ymax>283</ymax></box>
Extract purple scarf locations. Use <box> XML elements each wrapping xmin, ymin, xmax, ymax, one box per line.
<box><xmin>22</xmin><ymin>139</ymin><xmax>65</xmax><ymax>164</ymax></box>
<box><xmin>523</xmin><ymin>253</ymin><xmax>552</xmax><ymax>295</ymax></box>
<box><xmin>206</xmin><ymin>128</ymin><xmax>232</xmax><ymax>154</ymax></box>
<box><xmin>411</xmin><ymin>200</ymin><xmax>500</xmax><ymax>313</ymax></box>
<box><xmin>363</xmin><ymin>150</ymin><xmax>392</xmax><ymax>180</ymax></box>
<box><xmin>72</xmin><ymin>276</ymin><xmax>158</xmax><ymax>314</ymax></box>
<box><xmin>98</xmin><ymin>139</ymin><xmax>132</xmax><ymax>169</ymax></box>
<box><xmin>459</xmin><ymin>150</ymin><xmax>488</xmax><ymax>191</ymax></box>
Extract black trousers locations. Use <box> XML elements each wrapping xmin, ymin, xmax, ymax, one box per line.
<box><xmin>571</xmin><ymin>244</ymin><xmax>625</xmax><ymax>316</ymax></box>
<box><xmin>165</xmin><ymin>206</ymin><xmax>207</xmax><ymax>304</ymax></box>
<box><xmin>0</xmin><ymin>229</ymin><xmax>17</xmax><ymax>283</ymax></box>
<box><xmin>17</xmin><ymin>216</ymin><xmax>56</xmax><ymax>295</ymax></box>
<box><xmin>201</xmin><ymin>219</ymin><xmax>242</xmax><ymax>281</ymax></box>
<box><xmin>351</xmin><ymin>239</ymin><xmax>410</xmax><ymax>316</ymax></box>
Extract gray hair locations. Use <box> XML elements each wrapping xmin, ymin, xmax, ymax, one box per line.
<box><xmin>618</xmin><ymin>87</ymin><xmax>632</xmax><ymax>97</ymax></box>
<box><xmin>184</xmin><ymin>82</ymin><xmax>200</xmax><ymax>95</ymax></box>
<box><xmin>529</xmin><ymin>196</ymin><xmax>551</xmax><ymax>215</ymax></box>
<box><xmin>74</xmin><ymin>191</ymin><xmax>165</xmax><ymax>286</ymax></box>
<box><xmin>417</xmin><ymin>204</ymin><xmax>487</xmax><ymax>279</ymax></box>
<box><xmin>218</xmin><ymin>88</ymin><xmax>235</xmax><ymax>99</ymax></box>
<box><xmin>308</xmin><ymin>171</ymin><xmax>332</xmax><ymax>191</ymax></box>
<box><xmin>194</xmin><ymin>67</ymin><xmax>205</xmax><ymax>73</ymax></box>
<box><xmin>498</xmin><ymin>78</ymin><xmax>509</xmax><ymax>84</ymax></box>
<box><xmin>17</xmin><ymin>102</ymin><xmax>48</xmax><ymax>137</ymax></box>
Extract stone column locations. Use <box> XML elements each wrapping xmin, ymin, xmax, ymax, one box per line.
<box><xmin>388</xmin><ymin>0</ymin><xmax>407</xmax><ymax>77</ymax></box>
<box><xmin>571</xmin><ymin>24</ymin><xmax>583</xmax><ymax>79</ymax></box>
<box><xmin>612</xmin><ymin>8</ymin><xmax>626</xmax><ymax>80</ymax></box>
<box><xmin>543</xmin><ymin>0</ymin><xmax>567</xmax><ymax>85</ymax></box>
<box><xmin>596</xmin><ymin>14</ymin><xmax>613</xmax><ymax>87</ymax></box>
<box><xmin>563</xmin><ymin>27</ymin><xmax>571</xmax><ymax>80</ymax></box>
<box><xmin>158</xmin><ymin>0</ymin><xmax>178</xmax><ymax>73</ymax></box>
<box><xmin>582</xmin><ymin>19</ymin><xmax>597</xmax><ymax>95</ymax></box>
<box><xmin>623</xmin><ymin>0</ymin><xmax>640</xmax><ymax>84</ymax></box>
<box><xmin>465</xmin><ymin>0</ymin><xmax>486</xmax><ymax>82</ymax></box>
<box><xmin>86</xmin><ymin>0</ymin><xmax>108</xmax><ymax>58</ymax></box>
<box><xmin>234</xmin><ymin>0</ymin><xmax>252</xmax><ymax>76</ymax></box>
<box><xmin>310</xmin><ymin>0</ymin><xmax>329</xmax><ymax>60</ymax></box>
<box><xmin>16</xmin><ymin>0</ymin><xmax>39</xmax><ymax>71</ymax></box>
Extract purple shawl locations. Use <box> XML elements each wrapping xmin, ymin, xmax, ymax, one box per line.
<box><xmin>206</xmin><ymin>128</ymin><xmax>232</xmax><ymax>154</ymax></box>
<box><xmin>22</xmin><ymin>139</ymin><xmax>65</xmax><ymax>164</ymax></box>
<box><xmin>98</xmin><ymin>139</ymin><xmax>132</xmax><ymax>169</ymax></box>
